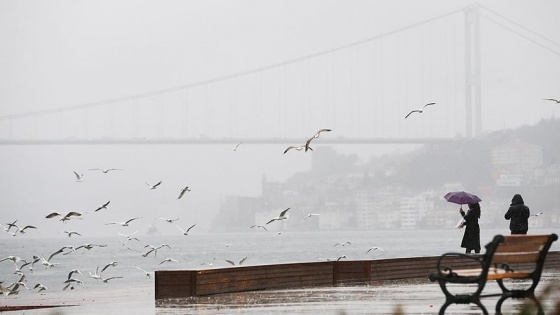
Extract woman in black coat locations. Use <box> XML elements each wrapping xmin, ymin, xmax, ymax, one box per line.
<box><xmin>459</xmin><ymin>202</ymin><xmax>481</xmax><ymax>254</ymax></box>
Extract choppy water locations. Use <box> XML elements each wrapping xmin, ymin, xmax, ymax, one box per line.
<box><xmin>1</xmin><ymin>228</ymin><xmax>558</xmax><ymax>295</ymax></box>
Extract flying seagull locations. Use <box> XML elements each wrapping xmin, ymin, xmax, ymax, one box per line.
<box><xmin>64</xmin><ymin>231</ymin><xmax>82</xmax><ymax>238</ymax></box>
<box><xmin>159</xmin><ymin>258</ymin><xmax>179</xmax><ymax>265</ymax></box>
<box><xmin>94</xmin><ymin>201</ymin><xmax>110</xmax><ymax>212</ymax></box>
<box><xmin>301</xmin><ymin>213</ymin><xmax>320</xmax><ymax>222</ymax></box>
<box><xmin>73</xmin><ymin>171</ymin><xmax>84</xmax><ymax>182</ymax></box>
<box><xmin>178</xmin><ymin>186</ymin><xmax>191</xmax><ymax>199</ymax></box>
<box><xmin>14</xmin><ymin>225</ymin><xmax>37</xmax><ymax>235</ymax></box>
<box><xmin>225</xmin><ymin>256</ymin><xmax>248</xmax><ymax>266</ymax></box>
<box><xmin>45</xmin><ymin>211</ymin><xmax>82</xmax><ymax>222</ymax></box>
<box><xmin>33</xmin><ymin>283</ymin><xmax>48</xmax><ymax>292</ymax></box>
<box><xmin>146</xmin><ymin>181</ymin><xmax>162</xmax><ymax>190</ymax></box>
<box><xmin>283</xmin><ymin>145</ymin><xmax>312</xmax><ymax>154</ymax></box>
<box><xmin>366</xmin><ymin>246</ymin><xmax>385</xmax><ymax>254</ymax></box>
<box><xmin>543</xmin><ymin>98</ymin><xmax>560</xmax><ymax>103</ymax></box>
<box><xmin>159</xmin><ymin>217</ymin><xmax>180</xmax><ymax>224</ymax></box>
<box><xmin>266</xmin><ymin>208</ymin><xmax>291</xmax><ymax>224</ymax></box>
<box><xmin>101</xmin><ymin>276</ymin><xmax>123</xmax><ymax>283</ymax></box>
<box><xmin>405</xmin><ymin>102</ymin><xmax>436</xmax><ymax>119</ymax></box>
<box><xmin>134</xmin><ymin>266</ymin><xmax>153</xmax><ymax>279</ymax></box>
<box><xmin>176</xmin><ymin>224</ymin><xmax>196</xmax><ymax>236</ymax></box>
<box><xmin>530</xmin><ymin>212</ymin><xmax>544</xmax><ymax>217</ymax></box>
<box><xmin>305</xmin><ymin>128</ymin><xmax>332</xmax><ymax>151</ymax></box>
<box><xmin>89</xmin><ymin>168</ymin><xmax>123</xmax><ymax>173</ymax></box>
<box><xmin>233</xmin><ymin>142</ymin><xmax>242</xmax><ymax>151</ymax></box>
<box><xmin>334</xmin><ymin>241</ymin><xmax>352</xmax><ymax>247</ymax></box>
<box><xmin>250</xmin><ymin>224</ymin><xmax>268</xmax><ymax>231</ymax></box>
<box><xmin>101</xmin><ymin>261</ymin><xmax>118</xmax><ymax>273</ymax></box>
<box><xmin>106</xmin><ymin>217</ymin><xmax>142</xmax><ymax>227</ymax></box>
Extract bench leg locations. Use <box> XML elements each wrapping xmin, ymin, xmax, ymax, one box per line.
<box><xmin>495</xmin><ymin>280</ymin><xmax>544</xmax><ymax>315</ymax></box>
<box><xmin>436</xmin><ymin>281</ymin><xmax>489</xmax><ymax>315</ymax></box>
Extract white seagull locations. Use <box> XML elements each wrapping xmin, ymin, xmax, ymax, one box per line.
<box><xmin>530</xmin><ymin>212</ymin><xmax>544</xmax><ymax>217</ymax></box>
<box><xmin>225</xmin><ymin>256</ymin><xmax>248</xmax><ymax>266</ymax></box>
<box><xmin>301</xmin><ymin>213</ymin><xmax>320</xmax><ymax>222</ymax></box>
<box><xmin>73</xmin><ymin>171</ymin><xmax>84</xmax><ymax>182</ymax></box>
<box><xmin>266</xmin><ymin>208</ymin><xmax>291</xmax><ymax>224</ymax></box>
<box><xmin>250</xmin><ymin>225</ymin><xmax>268</xmax><ymax>231</ymax></box>
<box><xmin>178</xmin><ymin>186</ymin><xmax>191</xmax><ymax>199</ymax></box>
<box><xmin>64</xmin><ymin>231</ymin><xmax>82</xmax><ymax>237</ymax></box>
<box><xmin>101</xmin><ymin>261</ymin><xmax>118</xmax><ymax>273</ymax></box>
<box><xmin>404</xmin><ymin>102</ymin><xmax>436</xmax><ymax>119</ymax></box>
<box><xmin>233</xmin><ymin>142</ymin><xmax>242</xmax><ymax>151</ymax></box>
<box><xmin>101</xmin><ymin>276</ymin><xmax>123</xmax><ymax>283</ymax></box>
<box><xmin>89</xmin><ymin>168</ymin><xmax>123</xmax><ymax>173</ymax></box>
<box><xmin>33</xmin><ymin>283</ymin><xmax>48</xmax><ymax>292</ymax></box>
<box><xmin>176</xmin><ymin>224</ymin><xmax>196</xmax><ymax>236</ymax></box>
<box><xmin>146</xmin><ymin>181</ymin><xmax>162</xmax><ymax>190</ymax></box>
<box><xmin>305</xmin><ymin>128</ymin><xmax>332</xmax><ymax>151</ymax></box>
<box><xmin>106</xmin><ymin>217</ymin><xmax>142</xmax><ymax>227</ymax></box>
<box><xmin>159</xmin><ymin>217</ymin><xmax>180</xmax><ymax>224</ymax></box>
<box><xmin>366</xmin><ymin>246</ymin><xmax>385</xmax><ymax>254</ymax></box>
<box><xmin>134</xmin><ymin>266</ymin><xmax>153</xmax><ymax>279</ymax></box>
<box><xmin>45</xmin><ymin>211</ymin><xmax>82</xmax><ymax>222</ymax></box>
<box><xmin>159</xmin><ymin>258</ymin><xmax>179</xmax><ymax>265</ymax></box>
<box><xmin>283</xmin><ymin>145</ymin><xmax>312</xmax><ymax>154</ymax></box>
<box><xmin>543</xmin><ymin>98</ymin><xmax>560</xmax><ymax>103</ymax></box>
<box><xmin>334</xmin><ymin>241</ymin><xmax>352</xmax><ymax>247</ymax></box>
<box><xmin>94</xmin><ymin>201</ymin><xmax>110</xmax><ymax>212</ymax></box>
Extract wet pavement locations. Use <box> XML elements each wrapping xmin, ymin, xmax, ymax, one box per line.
<box><xmin>2</xmin><ymin>272</ymin><xmax>559</xmax><ymax>314</ymax></box>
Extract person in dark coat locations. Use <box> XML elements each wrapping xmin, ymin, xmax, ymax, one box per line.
<box><xmin>459</xmin><ymin>202</ymin><xmax>481</xmax><ymax>254</ymax></box>
<box><xmin>505</xmin><ymin>194</ymin><xmax>531</xmax><ymax>235</ymax></box>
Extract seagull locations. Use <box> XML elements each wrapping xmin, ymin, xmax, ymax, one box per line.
<box><xmin>64</xmin><ymin>278</ymin><xmax>85</xmax><ymax>287</ymax></box>
<box><xmin>64</xmin><ymin>231</ymin><xmax>82</xmax><ymax>237</ymax></box>
<box><xmin>89</xmin><ymin>168</ymin><xmax>123</xmax><ymax>173</ymax></box>
<box><xmin>159</xmin><ymin>258</ymin><xmax>179</xmax><ymax>265</ymax></box>
<box><xmin>15</xmin><ymin>225</ymin><xmax>37</xmax><ymax>234</ymax></box>
<box><xmin>118</xmin><ymin>231</ymin><xmax>140</xmax><ymax>246</ymax></box>
<box><xmin>176</xmin><ymin>224</ymin><xmax>196</xmax><ymax>236</ymax></box>
<box><xmin>101</xmin><ymin>261</ymin><xmax>118</xmax><ymax>273</ymax></box>
<box><xmin>38</xmin><ymin>248</ymin><xmax>65</xmax><ymax>268</ymax></box>
<box><xmin>106</xmin><ymin>217</ymin><xmax>142</xmax><ymax>227</ymax></box>
<box><xmin>0</xmin><ymin>256</ymin><xmax>21</xmax><ymax>269</ymax></box>
<box><xmin>301</xmin><ymin>213</ymin><xmax>320</xmax><ymax>222</ymax></box>
<box><xmin>266</xmin><ymin>208</ymin><xmax>291</xmax><ymax>224</ymax></box>
<box><xmin>305</xmin><ymin>128</ymin><xmax>332</xmax><ymax>151</ymax></box>
<box><xmin>67</xmin><ymin>269</ymin><xmax>82</xmax><ymax>280</ymax></box>
<box><xmin>530</xmin><ymin>212</ymin><xmax>544</xmax><ymax>217</ymax></box>
<box><xmin>283</xmin><ymin>145</ymin><xmax>312</xmax><ymax>154</ymax></box>
<box><xmin>366</xmin><ymin>246</ymin><xmax>385</xmax><ymax>254</ymax></box>
<box><xmin>89</xmin><ymin>266</ymin><xmax>102</xmax><ymax>279</ymax></box>
<box><xmin>101</xmin><ymin>276</ymin><xmax>123</xmax><ymax>283</ymax></box>
<box><xmin>334</xmin><ymin>241</ymin><xmax>352</xmax><ymax>247</ymax></box>
<box><xmin>4</xmin><ymin>219</ymin><xmax>18</xmax><ymax>232</ymax></box>
<box><xmin>250</xmin><ymin>224</ymin><xmax>268</xmax><ymax>231</ymax></box>
<box><xmin>146</xmin><ymin>181</ymin><xmax>162</xmax><ymax>190</ymax></box>
<box><xmin>178</xmin><ymin>186</ymin><xmax>191</xmax><ymax>199</ymax></box>
<box><xmin>94</xmin><ymin>201</ymin><xmax>110</xmax><ymax>212</ymax></box>
<box><xmin>142</xmin><ymin>244</ymin><xmax>171</xmax><ymax>258</ymax></box>
<box><xmin>159</xmin><ymin>217</ymin><xmax>180</xmax><ymax>224</ymax></box>
<box><xmin>233</xmin><ymin>142</ymin><xmax>242</xmax><ymax>151</ymax></box>
<box><xmin>134</xmin><ymin>266</ymin><xmax>153</xmax><ymax>279</ymax></box>
<box><xmin>33</xmin><ymin>283</ymin><xmax>48</xmax><ymax>292</ymax></box>
<box><xmin>45</xmin><ymin>211</ymin><xmax>82</xmax><ymax>222</ymax></box>
<box><xmin>543</xmin><ymin>98</ymin><xmax>560</xmax><ymax>103</ymax></box>
<box><xmin>404</xmin><ymin>102</ymin><xmax>436</xmax><ymax>119</ymax></box>
<box><xmin>73</xmin><ymin>243</ymin><xmax>107</xmax><ymax>252</ymax></box>
<box><xmin>73</xmin><ymin>171</ymin><xmax>84</xmax><ymax>182</ymax></box>
<box><xmin>225</xmin><ymin>256</ymin><xmax>248</xmax><ymax>266</ymax></box>
<box><xmin>201</xmin><ymin>257</ymin><xmax>216</xmax><ymax>268</ymax></box>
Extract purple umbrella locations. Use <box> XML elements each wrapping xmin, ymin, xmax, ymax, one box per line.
<box><xmin>444</xmin><ymin>191</ymin><xmax>481</xmax><ymax>205</ymax></box>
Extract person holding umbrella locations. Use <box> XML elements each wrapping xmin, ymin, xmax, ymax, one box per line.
<box><xmin>459</xmin><ymin>203</ymin><xmax>481</xmax><ymax>254</ymax></box>
<box><xmin>505</xmin><ymin>194</ymin><xmax>531</xmax><ymax>235</ymax></box>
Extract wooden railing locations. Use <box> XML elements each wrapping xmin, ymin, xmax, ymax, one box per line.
<box><xmin>155</xmin><ymin>251</ymin><xmax>560</xmax><ymax>299</ymax></box>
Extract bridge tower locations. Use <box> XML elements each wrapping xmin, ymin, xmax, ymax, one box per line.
<box><xmin>465</xmin><ymin>4</ymin><xmax>482</xmax><ymax>138</ymax></box>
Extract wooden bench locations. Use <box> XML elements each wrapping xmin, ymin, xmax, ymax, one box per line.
<box><xmin>428</xmin><ymin>233</ymin><xmax>558</xmax><ymax>315</ymax></box>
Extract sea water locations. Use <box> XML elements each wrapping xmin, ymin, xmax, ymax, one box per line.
<box><xmin>1</xmin><ymin>228</ymin><xmax>559</xmax><ymax>295</ymax></box>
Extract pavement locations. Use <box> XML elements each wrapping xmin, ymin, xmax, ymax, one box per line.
<box><xmin>1</xmin><ymin>272</ymin><xmax>559</xmax><ymax>314</ymax></box>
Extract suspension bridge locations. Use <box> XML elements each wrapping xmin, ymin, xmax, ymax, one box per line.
<box><xmin>0</xmin><ymin>4</ymin><xmax>558</xmax><ymax>145</ymax></box>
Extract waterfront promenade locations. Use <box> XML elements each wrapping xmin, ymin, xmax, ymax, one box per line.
<box><xmin>2</xmin><ymin>271</ymin><xmax>559</xmax><ymax>314</ymax></box>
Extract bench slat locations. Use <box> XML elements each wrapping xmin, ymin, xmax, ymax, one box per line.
<box><xmin>501</xmin><ymin>235</ymin><xmax>552</xmax><ymax>245</ymax></box>
<box><xmin>491</xmin><ymin>252</ymin><xmax>540</xmax><ymax>264</ymax></box>
<box><xmin>496</xmin><ymin>243</ymin><xmax>544</xmax><ymax>253</ymax></box>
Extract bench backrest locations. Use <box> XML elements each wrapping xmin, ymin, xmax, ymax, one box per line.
<box><xmin>492</xmin><ymin>234</ymin><xmax>557</xmax><ymax>265</ymax></box>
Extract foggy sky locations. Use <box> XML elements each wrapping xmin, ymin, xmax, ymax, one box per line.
<box><xmin>0</xmin><ymin>0</ymin><xmax>559</xmax><ymax>237</ymax></box>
